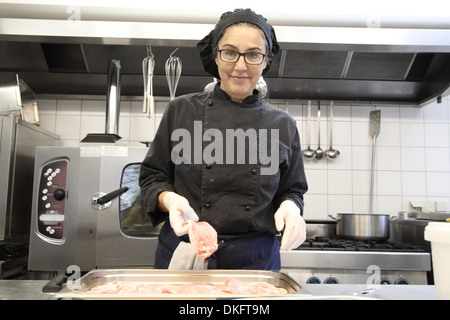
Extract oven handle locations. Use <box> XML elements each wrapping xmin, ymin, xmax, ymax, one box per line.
<box><xmin>91</xmin><ymin>187</ymin><xmax>129</xmax><ymax>210</ymax></box>
<box><xmin>95</xmin><ymin>187</ymin><xmax>129</xmax><ymax>205</ymax></box>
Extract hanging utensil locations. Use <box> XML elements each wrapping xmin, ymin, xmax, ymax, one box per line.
<box><xmin>302</xmin><ymin>100</ymin><xmax>316</xmax><ymax>159</ymax></box>
<box><xmin>325</xmin><ymin>101</ymin><xmax>340</xmax><ymax>160</ymax></box>
<box><xmin>369</xmin><ymin>109</ymin><xmax>381</xmax><ymax>214</ymax></box>
<box><xmin>142</xmin><ymin>46</ymin><xmax>155</xmax><ymax>118</ymax></box>
<box><xmin>255</xmin><ymin>76</ymin><xmax>267</xmax><ymax>98</ymax></box>
<box><xmin>315</xmin><ymin>100</ymin><xmax>324</xmax><ymax>160</ymax></box>
<box><xmin>204</xmin><ymin>77</ymin><xmax>217</xmax><ymax>92</ymax></box>
<box><xmin>165</xmin><ymin>48</ymin><xmax>182</xmax><ymax>100</ymax></box>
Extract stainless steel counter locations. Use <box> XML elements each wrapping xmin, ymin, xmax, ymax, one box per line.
<box><xmin>302</xmin><ymin>284</ymin><xmax>436</xmax><ymax>300</ymax></box>
<box><xmin>0</xmin><ymin>280</ymin><xmax>53</xmax><ymax>300</ymax></box>
<box><xmin>0</xmin><ymin>280</ymin><xmax>436</xmax><ymax>300</ymax></box>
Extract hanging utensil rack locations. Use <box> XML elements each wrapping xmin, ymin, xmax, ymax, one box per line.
<box><xmin>302</xmin><ymin>100</ymin><xmax>340</xmax><ymax>161</ymax></box>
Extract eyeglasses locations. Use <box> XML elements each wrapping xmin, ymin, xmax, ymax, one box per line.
<box><xmin>217</xmin><ymin>49</ymin><xmax>266</xmax><ymax>65</ymax></box>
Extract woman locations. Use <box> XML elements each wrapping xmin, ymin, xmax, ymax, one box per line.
<box><xmin>139</xmin><ymin>9</ymin><xmax>308</xmax><ymax>270</ymax></box>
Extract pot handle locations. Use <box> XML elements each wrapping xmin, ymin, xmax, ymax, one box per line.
<box><xmin>390</xmin><ymin>216</ymin><xmax>399</xmax><ymax>221</ymax></box>
<box><xmin>328</xmin><ymin>214</ymin><xmax>341</xmax><ymax>221</ymax></box>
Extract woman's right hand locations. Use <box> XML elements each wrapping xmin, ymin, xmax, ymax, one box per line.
<box><xmin>160</xmin><ymin>191</ymin><xmax>197</xmax><ymax>236</ymax></box>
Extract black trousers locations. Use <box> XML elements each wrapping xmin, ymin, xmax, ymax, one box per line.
<box><xmin>154</xmin><ymin>222</ymin><xmax>281</xmax><ymax>270</ymax></box>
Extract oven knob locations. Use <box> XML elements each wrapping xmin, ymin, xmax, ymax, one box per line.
<box><xmin>53</xmin><ymin>188</ymin><xmax>66</xmax><ymax>201</ymax></box>
<box><xmin>380</xmin><ymin>278</ymin><xmax>392</xmax><ymax>285</ymax></box>
<box><xmin>324</xmin><ymin>277</ymin><xmax>338</xmax><ymax>284</ymax></box>
<box><xmin>306</xmin><ymin>276</ymin><xmax>321</xmax><ymax>284</ymax></box>
<box><xmin>395</xmin><ymin>278</ymin><xmax>409</xmax><ymax>285</ymax></box>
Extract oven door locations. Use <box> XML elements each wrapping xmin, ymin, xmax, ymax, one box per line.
<box><xmin>95</xmin><ymin>147</ymin><xmax>160</xmax><ymax>268</ymax></box>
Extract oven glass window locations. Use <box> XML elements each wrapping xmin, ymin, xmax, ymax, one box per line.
<box><xmin>119</xmin><ymin>163</ymin><xmax>164</xmax><ymax>237</ymax></box>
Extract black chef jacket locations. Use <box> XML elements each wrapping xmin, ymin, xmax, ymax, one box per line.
<box><xmin>139</xmin><ymin>84</ymin><xmax>308</xmax><ymax>236</ymax></box>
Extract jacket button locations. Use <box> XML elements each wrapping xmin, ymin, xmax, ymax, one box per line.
<box><xmin>205</xmin><ymin>203</ymin><xmax>211</xmax><ymax>209</ymax></box>
<box><xmin>245</xmin><ymin>205</ymin><xmax>251</xmax><ymax>211</ymax></box>
<box><xmin>206</xmin><ymin>164</ymin><xmax>213</xmax><ymax>169</ymax></box>
<box><xmin>207</xmin><ymin>100</ymin><xmax>214</xmax><ymax>107</ymax></box>
<box><xmin>250</xmin><ymin>168</ymin><xmax>257</xmax><ymax>175</ymax></box>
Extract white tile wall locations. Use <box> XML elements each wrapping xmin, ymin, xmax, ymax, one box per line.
<box><xmin>37</xmin><ymin>95</ymin><xmax>450</xmax><ymax>220</ymax></box>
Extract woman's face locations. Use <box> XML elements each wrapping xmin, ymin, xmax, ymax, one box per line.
<box><xmin>215</xmin><ymin>24</ymin><xmax>268</xmax><ymax>103</ymax></box>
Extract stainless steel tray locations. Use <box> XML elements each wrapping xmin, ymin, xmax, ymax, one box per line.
<box><xmin>55</xmin><ymin>269</ymin><xmax>305</xmax><ymax>299</ymax></box>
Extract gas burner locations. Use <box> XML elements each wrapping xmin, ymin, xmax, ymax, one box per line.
<box><xmin>295</xmin><ymin>236</ymin><xmax>425</xmax><ymax>252</ymax></box>
<box><xmin>281</xmin><ymin>235</ymin><xmax>431</xmax><ymax>286</ymax></box>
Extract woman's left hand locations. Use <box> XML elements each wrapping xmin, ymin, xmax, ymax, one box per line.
<box><xmin>274</xmin><ymin>200</ymin><xmax>306</xmax><ymax>251</ymax></box>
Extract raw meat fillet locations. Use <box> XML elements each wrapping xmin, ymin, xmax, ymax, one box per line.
<box><xmin>187</xmin><ymin>220</ymin><xmax>218</xmax><ymax>259</ymax></box>
<box><xmin>85</xmin><ymin>278</ymin><xmax>287</xmax><ymax>295</ymax></box>
<box><xmin>222</xmin><ymin>277</ymin><xmax>253</xmax><ymax>294</ymax></box>
<box><xmin>174</xmin><ymin>283</ymin><xmax>216</xmax><ymax>294</ymax></box>
<box><xmin>248</xmin><ymin>281</ymin><xmax>288</xmax><ymax>295</ymax></box>
<box><xmin>223</xmin><ymin>278</ymin><xmax>287</xmax><ymax>295</ymax></box>
<box><xmin>87</xmin><ymin>281</ymin><xmax>175</xmax><ymax>294</ymax></box>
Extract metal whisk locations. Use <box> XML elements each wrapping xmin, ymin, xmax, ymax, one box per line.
<box><xmin>165</xmin><ymin>48</ymin><xmax>182</xmax><ymax>100</ymax></box>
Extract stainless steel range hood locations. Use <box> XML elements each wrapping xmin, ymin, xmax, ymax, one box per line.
<box><xmin>0</xmin><ymin>4</ymin><xmax>449</xmax><ymax>106</ymax></box>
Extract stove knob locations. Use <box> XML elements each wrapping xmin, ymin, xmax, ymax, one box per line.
<box><xmin>53</xmin><ymin>188</ymin><xmax>66</xmax><ymax>201</ymax></box>
<box><xmin>324</xmin><ymin>276</ymin><xmax>339</xmax><ymax>284</ymax></box>
<box><xmin>306</xmin><ymin>276</ymin><xmax>321</xmax><ymax>284</ymax></box>
<box><xmin>395</xmin><ymin>278</ymin><xmax>409</xmax><ymax>285</ymax></box>
<box><xmin>380</xmin><ymin>278</ymin><xmax>392</xmax><ymax>285</ymax></box>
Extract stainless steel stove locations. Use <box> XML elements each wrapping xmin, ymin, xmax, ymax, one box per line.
<box><xmin>280</xmin><ymin>226</ymin><xmax>431</xmax><ymax>285</ymax></box>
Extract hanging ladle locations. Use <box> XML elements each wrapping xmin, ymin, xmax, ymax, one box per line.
<box><xmin>325</xmin><ymin>101</ymin><xmax>340</xmax><ymax>159</ymax></box>
<box><xmin>315</xmin><ymin>100</ymin><xmax>324</xmax><ymax>160</ymax></box>
<box><xmin>302</xmin><ymin>100</ymin><xmax>316</xmax><ymax>159</ymax></box>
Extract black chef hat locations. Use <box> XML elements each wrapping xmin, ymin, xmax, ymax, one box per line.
<box><xmin>197</xmin><ymin>8</ymin><xmax>280</xmax><ymax>79</ymax></box>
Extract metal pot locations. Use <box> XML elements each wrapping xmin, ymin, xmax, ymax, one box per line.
<box><xmin>328</xmin><ymin>213</ymin><xmax>397</xmax><ymax>241</ymax></box>
<box><xmin>305</xmin><ymin>220</ymin><xmax>337</xmax><ymax>238</ymax></box>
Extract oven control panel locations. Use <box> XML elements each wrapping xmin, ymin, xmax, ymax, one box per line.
<box><xmin>36</xmin><ymin>159</ymin><xmax>68</xmax><ymax>241</ymax></box>
<box><xmin>282</xmin><ymin>269</ymin><xmax>426</xmax><ymax>286</ymax></box>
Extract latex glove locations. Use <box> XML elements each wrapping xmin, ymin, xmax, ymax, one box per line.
<box><xmin>163</xmin><ymin>191</ymin><xmax>198</xmax><ymax>236</ymax></box>
<box><xmin>274</xmin><ymin>200</ymin><xmax>306</xmax><ymax>251</ymax></box>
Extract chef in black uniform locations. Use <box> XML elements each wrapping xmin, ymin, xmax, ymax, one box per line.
<box><xmin>139</xmin><ymin>8</ymin><xmax>308</xmax><ymax>270</ymax></box>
